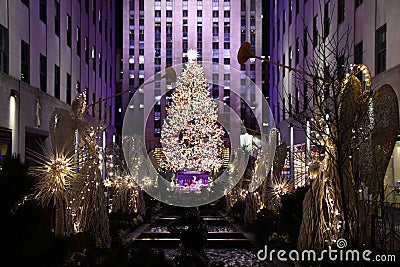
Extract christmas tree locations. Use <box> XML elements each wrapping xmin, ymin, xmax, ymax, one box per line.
<box><xmin>161</xmin><ymin>50</ymin><xmax>224</xmax><ymax>173</ymax></box>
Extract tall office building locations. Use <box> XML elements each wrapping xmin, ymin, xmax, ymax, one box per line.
<box><xmin>0</xmin><ymin>0</ymin><xmax>116</xmax><ymax>160</ymax></box>
<box><xmin>120</xmin><ymin>0</ymin><xmax>266</xmax><ymax>151</ymax></box>
<box><xmin>270</xmin><ymin>0</ymin><xmax>400</xmax><ymax>191</ymax></box>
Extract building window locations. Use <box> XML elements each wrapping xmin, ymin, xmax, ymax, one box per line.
<box><xmin>283</xmin><ymin>10</ymin><xmax>286</xmax><ymax>34</ymax></box>
<box><xmin>67</xmin><ymin>15</ymin><xmax>72</xmax><ymax>47</ymax></box>
<box><xmin>99</xmin><ymin>9</ymin><xmax>102</xmax><ymax>33</ymax></box>
<box><xmin>166</xmin><ymin>10</ymin><xmax>172</xmax><ymax>17</ymax></box>
<box><xmin>303</xmin><ymin>82</ymin><xmax>308</xmax><ymax>110</ymax></box>
<box><xmin>85</xmin><ymin>0</ymin><xmax>89</xmax><ymax>14</ymax></box>
<box><xmin>109</xmin><ymin>66</ymin><xmax>112</xmax><ymax>86</ymax></box>
<box><xmin>296</xmin><ymin>0</ymin><xmax>299</xmax><ymax>15</ymax></box>
<box><xmin>224</xmin><ymin>11</ymin><xmax>230</xmax><ymax>17</ymax></box>
<box><xmin>21</xmin><ymin>40</ymin><xmax>30</xmax><ymax>83</ymax></box>
<box><xmin>289</xmin><ymin>0</ymin><xmax>292</xmax><ymax>25</ymax></box>
<box><xmin>354</xmin><ymin>41</ymin><xmax>363</xmax><ymax>64</ymax></box>
<box><xmin>376</xmin><ymin>24</ymin><xmax>386</xmax><ymax>74</ymax></box>
<box><xmin>295</xmin><ymin>87</ymin><xmax>299</xmax><ymax>113</ymax></box>
<box><xmin>40</xmin><ymin>0</ymin><xmax>46</xmax><ymax>23</ymax></box>
<box><xmin>54</xmin><ymin>65</ymin><xmax>60</xmax><ymax>99</ymax></box>
<box><xmin>109</xmin><ymin>27</ymin><xmax>112</xmax><ymax>48</ymax></box>
<box><xmin>182</xmin><ymin>40</ymin><xmax>188</xmax><ymax>53</ymax></box>
<box><xmin>92</xmin><ymin>0</ymin><xmax>96</xmax><ymax>24</ymax></box>
<box><xmin>21</xmin><ymin>0</ymin><xmax>29</xmax><ymax>7</ymax></box>
<box><xmin>277</xmin><ymin>19</ymin><xmax>280</xmax><ymax>42</ymax></box>
<box><xmin>338</xmin><ymin>0</ymin><xmax>345</xmax><ymax>24</ymax></box>
<box><xmin>0</xmin><ymin>24</ymin><xmax>8</xmax><ymax>74</ymax></box>
<box><xmin>85</xmin><ymin>87</ymin><xmax>89</xmax><ymax>104</ymax></box>
<box><xmin>277</xmin><ymin>61</ymin><xmax>280</xmax><ymax>82</ymax></box>
<box><xmin>55</xmin><ymin>1</ymin><xmax>60</xmax><ymax>36</ymax></box>
<box><xmin>295</xmin><ymin>38</ymin><xmax>299</xmax><ymax>65</ymax></box>
<box><xmin>355</xmin><ymin>0</ymin><xmax>363</xmax><ymax>8</ymax></box>
<box><xmin>67</xmin><ymin>73</ymin><xmax>71</xmax><ymax>104</ymax></box>
<box><xmin>303</xmin><ymin>27</ymin><xmax>308</xmax><ymax>57</ymax></box>
<box><xmin>277</xmin><ymin>102</ymin><xmax>280</xmax><ymax>123</ymax></box>
<box><xmin>324</xmin><ymin>1</ymin><xmax>330</xmax><ymax>39</ymax></box>
<box><xmin>250</xmin><ymin>0</ymin><xmax>255</xmax><ymax>10</ymax></box>
<box><xmin>289</xmin><ymin>46</ymin><xmax>292</xmax><ymax>68</ymax></box>
<box><xmin>98</xmin><ymin>53</ymin><xmax>102</xmax><ymax>77</ymax></box>
<box><xmin>183</xmin><ymin>23</ymin><xmax>188</xmax><ymax>39</ymax></box>
<box><xmin>84</xmin><ymin>37</ymin><xmax>89</xmax><ymax>64</ymax></box>
<box><xmin>337</xmin><ymin>55</ymin><xmax>344</xmax><ymax>78</ymax></box>
<box><xmin>313</xmin><ymin>15</ymin><xmax>318</xmax><ymax>48</ymax></box>
<box><xmin>282</xmin><ymin>54</ymin><xmax>285</xmax><ymax>77</ymax></box>
<box><xmin>105</xmin><ymin>60</ymin><xmax>108</xmax><ymax>83</ymax></box>
<box><xmin>105</xmin><ymin>19</ymin><xmax>107</xmax><ymax>41</ymax></box>
<box><xmin>92</xmin><ymin>46</ymin><xmax>96</xmax><ymax>71</ymax></box>
<box><xmin>354</xmin><ymin>41</ymin><xmax>363</xmax><ymax>81</ymax></box>
<box><xmin>92</xmin><ymin>92</ymin><xmax>96</xmax><ymax>114</ymax></box>
<box><xmin>77</xmin><ymin>27</ymin><xmax>81</xmax><ymax>56</ymax></box>
<box><xmin>40</xmin><ymin>54</ymin><xmax>46</xmax><ymax>92</ymax></box>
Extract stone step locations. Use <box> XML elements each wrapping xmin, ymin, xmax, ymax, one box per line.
<box><xmin>153</xmin><ymin>218</ymin><xmax>231</xmax><ymax>226</ymax></box>
<box><xmin>138</xmin><ymin>232</ymin><xmax>246</xmax><ymax>239</ymax></box>
<box><xmin>130</xmin><ymin>238</ymin><xmax>254</xmax><ymax>249</ymax></box>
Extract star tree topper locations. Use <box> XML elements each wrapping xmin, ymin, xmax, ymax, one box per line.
<box><xmin>187</xmin><ymin>49</ymin><xmax>199</xmax><ymax>62</ymax></box>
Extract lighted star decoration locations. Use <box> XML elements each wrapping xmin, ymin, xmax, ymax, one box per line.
<box><xmin>187</xmin><ymin>49</ymin><xmax>199</xmax><ymax>61</ymax></box>
<box><xmin>28</xmin><ymin>148</ymin><xmax>77</xmax><ymax>207</ymax></box>
<box><xmin>268</xmin><ymin>177</ymin><xmax>291</xmax><ymax>202</ymax></box>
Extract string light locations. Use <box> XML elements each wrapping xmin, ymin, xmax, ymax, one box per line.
<box><xmin>161</xmin><ymin>53</ymin><xmax>224</xmax><ymax>172</ymax></box>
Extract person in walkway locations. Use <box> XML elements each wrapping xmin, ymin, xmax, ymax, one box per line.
<box><xmin>168</xmin><ymin>208</ymin><xmax>209</xmax><ymax>267</ymax></box>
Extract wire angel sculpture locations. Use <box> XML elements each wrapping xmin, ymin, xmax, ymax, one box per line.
<box><xmin>33</xmin><ymin>92</ymin><xmax>111</xmax><ymax>248</ymax></box>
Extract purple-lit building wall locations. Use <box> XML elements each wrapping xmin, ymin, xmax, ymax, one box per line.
<box><xmin>0</xmin><ymin>0</ymin><xmax>116</xmax><ymax>160</ymax></box>
<box><xmin>270</xmin><ymin>0</ymin><xmax>400</xmax><ymax>190</ymax></box>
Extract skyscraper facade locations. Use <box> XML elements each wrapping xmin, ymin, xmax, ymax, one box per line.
<box><xmin>0</xmin><ymin>0</ymin><xmax>116</xmax><ymax>160</ymax></box>
<box><xmin>270</xmin><ymin>0</ymin><xmax>400</xmax><ymax>192</ymax></box>
<box><xmin>120</xmin><ymin>0</ymin><xmax>265</xmax><ymax>151</ymax></box>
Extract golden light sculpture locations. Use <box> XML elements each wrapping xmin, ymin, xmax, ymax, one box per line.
<box><xmin>269</xmin><ymin>178</ymin><xmax>291</xmax><ymax>202</ymax></box>
<box><xmin>104</xmin><ymin>172</ymin><xmax>145</xmax><ymax>215</ymax></box>
<box><xmin>349</xmin><ymin>63</ymin><xmax>372</xmax><ymax>88</ymax></box>
<box><xmin>29</xmin><ymin>148</ymin><xmax>77</xmax><ymax>208</ymax></box>
<box><xmin>308</xmin><ymin>157</ymin><xmax>321</xmax><ymax>180</ymax></box>
<box><xmin>28</xmin><ymin>148</ymin><xmax>77</xmax><ymax>236</ymax></box>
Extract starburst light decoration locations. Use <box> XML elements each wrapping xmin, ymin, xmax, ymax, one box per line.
<box><xmin>29</xmin><ymin>147</ymin><xmax>77</xmax><ymax>236</ymax></box>
<box><xmin>29</xmin><ymin>148</ymin><xmax>76</xmax><ymax>208</ymax></box>
<box><xmin>161</xmin><ymin>51</ymin><xmax>224</xmax><ymax>172</ymax></box>
<box><xmin>187</xmin><ymin>49</ymin><xmax>199</xmax><ymax>61</ymax></box>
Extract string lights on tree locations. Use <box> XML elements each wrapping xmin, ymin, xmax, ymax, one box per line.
<box><xmin>161</xmin><ymin>49</ymin><xmax>224</xmax><ymax>173</ymax></box>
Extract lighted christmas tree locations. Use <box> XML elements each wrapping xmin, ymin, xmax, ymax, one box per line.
<box><xmin>161</xmin><ymin>50</ymin><xmax>224</xmax><ymax>173</ymax></box>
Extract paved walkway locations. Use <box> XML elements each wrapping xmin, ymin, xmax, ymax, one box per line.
<box><xmin>124</xmin><ymin>210</ymin><xmax>290</xmax><ymax>266</ymax></box>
